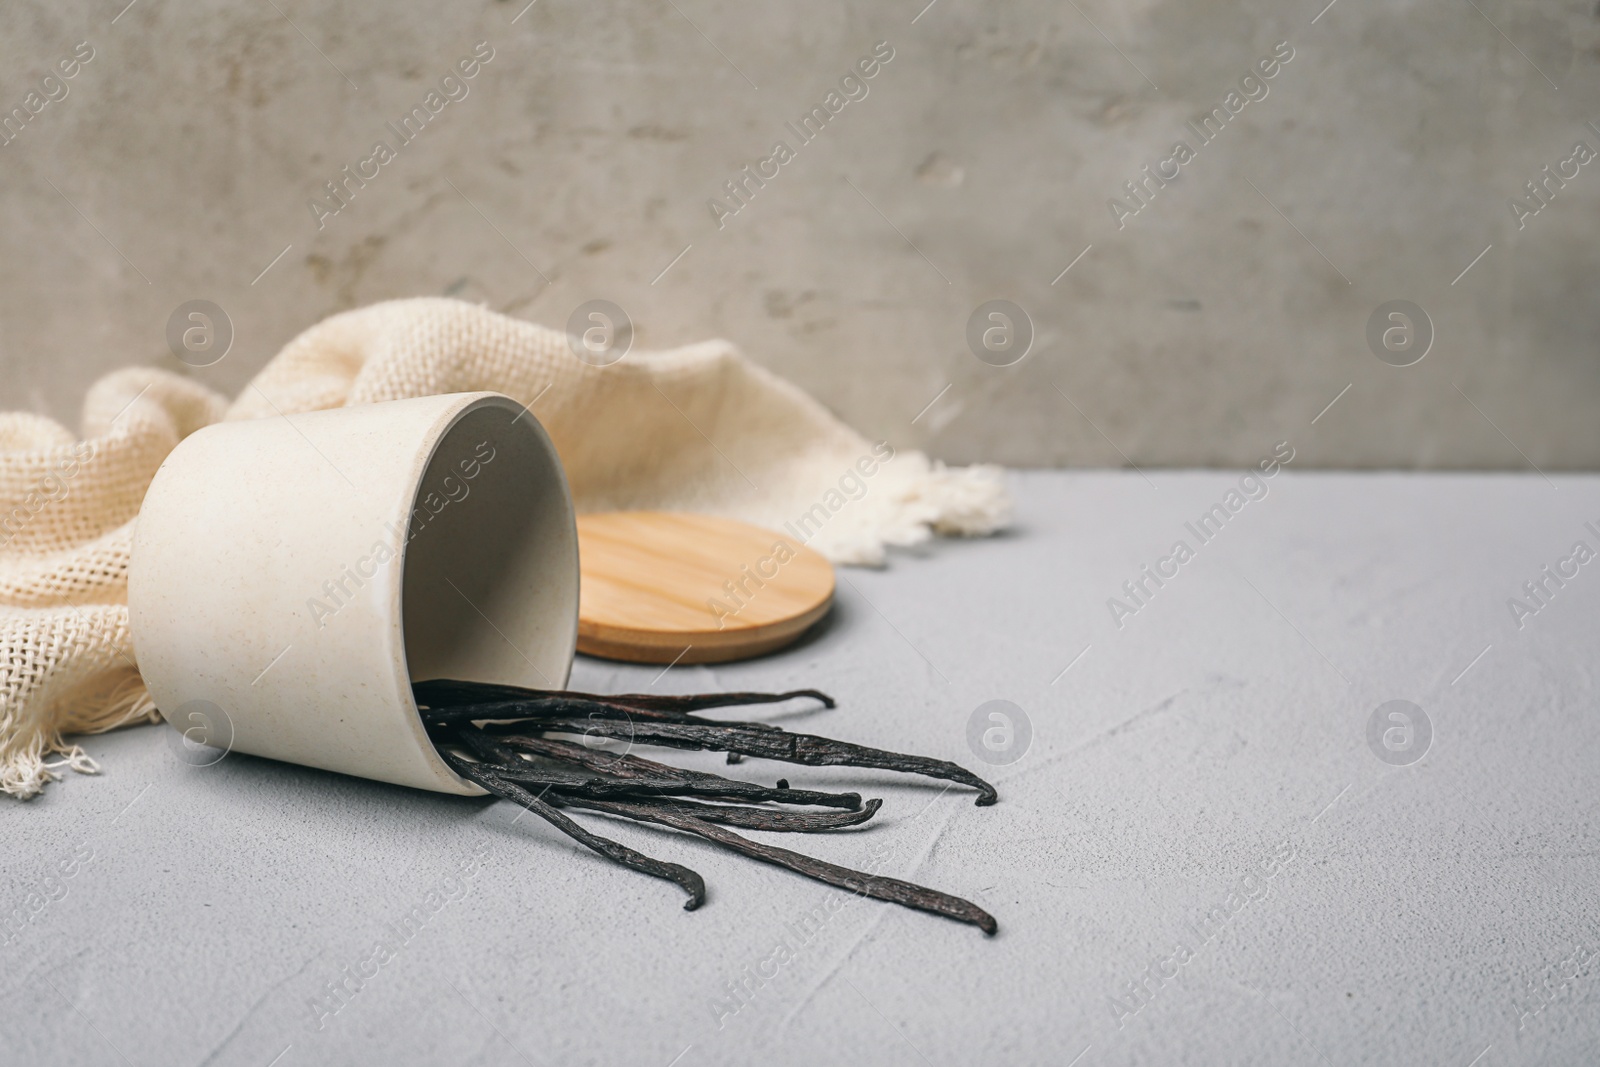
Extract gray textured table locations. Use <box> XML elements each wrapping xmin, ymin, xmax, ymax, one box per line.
<box><xmin>6</xmin><ymin>471</ymin><xmax>1599</xmax><ymax>1066</ymax></box>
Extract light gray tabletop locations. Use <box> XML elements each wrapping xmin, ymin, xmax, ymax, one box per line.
<box><xmin>6</xmin><ymin>470</ymin><xmax>1599</xmax><ymax>1066</ymax></box>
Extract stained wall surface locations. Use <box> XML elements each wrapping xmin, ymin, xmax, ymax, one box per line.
<box><xmin>1</xmin><ymin>1</ymin><xmax>1596</xmax><ymax>469</ymax></box>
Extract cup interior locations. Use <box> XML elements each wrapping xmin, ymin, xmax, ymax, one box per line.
<box><xmin>400</xmin><ymin>401</ymin><xmax>577</xmax><ymax>696</ymax></box>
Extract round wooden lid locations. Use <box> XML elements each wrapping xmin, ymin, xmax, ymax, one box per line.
<box><xmin>576</xmin><ymin>511</ymin><xmax>835</xmax><ymax>664</ymax></box>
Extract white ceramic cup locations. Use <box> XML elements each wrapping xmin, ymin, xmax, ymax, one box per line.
<box><xmin>129</xmin><ymin>392</ymin><xmax>578</xmax><ymax>795</ymax></box>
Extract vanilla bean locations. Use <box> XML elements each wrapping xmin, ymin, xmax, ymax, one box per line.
<box><xmin>584</xmin><ymin>689</ymin><xmax>836</xmax><ymax>712</ymax></box>
<box><xmin>485</xmin><ymin>759</ymin><xmax>863</xmax><ymax>810</ymax></box>
<box><xmin>474</xmin><ymin>731</ymin><xmax>864</xmax><ymax>810</ymax></box>
<box><xmin>440</xmin><ymin>716</ymin><xmax>531</xmax><ymax>768</ymax></box>
<box><xmin>415</xmin><ymin>682</ymin><xmax>824</xmax><ymax>734</ymax></box>
<box><xmin>418</xmin><ymin>694</ymin><xmax>780</xmax><ymax>732</ymax></box>
<box><xmin>436</xmin><ymin>717</ymin><xmax>863</xmax><ymax>812</ymax></box>
<box><xmin>459</xmin><ymin>722</ymin><xmax>881</xmax><ymax>826</ymax></box>
<box><xmin>555</xmin><ymin>795</ymin><xmax>884</xmax><ymax>833</ymax></box>
<box><xmin>484</xmin><ymin>718</ymin><xmax>999</xmax><ymax>806</ymax></box>
<box><xmin>438</xmin><ymin>752</ymin><xmax>706</xmax><ymax>910</ymax></box>
<box><xmin>560</xmin><ymin>796</ymin><xmax>997</xmax><ymax>935</ymax></box>
<box><xmin>471</xmin><ymin>732</ymin><xmax>684</xmax><ymax>780</ymax></box>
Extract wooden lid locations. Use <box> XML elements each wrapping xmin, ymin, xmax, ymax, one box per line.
<box><xmin>576</xmin><ymin>511</ymin><xmax>834</xmax><ymax>664</ymax></box>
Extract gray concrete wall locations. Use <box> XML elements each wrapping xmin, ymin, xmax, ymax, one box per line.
<box><xmin>1</xmin><ymin>0</ymin><xmax>1596</xmax><ymax>469</ymax></box>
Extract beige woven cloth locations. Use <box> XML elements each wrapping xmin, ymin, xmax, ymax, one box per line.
<box><xmin>0</xmin><ymin>297</ymin><xmax>1009</xmax><ymax>800</ymax></box>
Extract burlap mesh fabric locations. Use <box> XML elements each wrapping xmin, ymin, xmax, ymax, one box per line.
<box><xmin>0</xmin><ymin>297</ymin><xmax>1009</xmax><ymax>799</ymax></box>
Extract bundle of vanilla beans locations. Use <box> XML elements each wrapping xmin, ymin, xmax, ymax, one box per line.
<box><xmin>416</xmin><ymin>680</ymin><xmax>999</xmax><ymax>934</ymax></box>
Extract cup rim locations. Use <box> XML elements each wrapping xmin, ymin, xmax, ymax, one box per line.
<box><xmin>391</xmin><ymin>392</ymin><xmax>578</xmax><ymax>794</ymax></box>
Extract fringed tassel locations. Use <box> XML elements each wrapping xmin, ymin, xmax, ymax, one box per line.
<box><xmin>0</xmin><ymin>665</ymin><xmax>157</xmax><ymax>800</ymax></box>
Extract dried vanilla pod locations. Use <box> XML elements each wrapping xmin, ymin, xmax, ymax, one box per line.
<box><xmin>422</xmin><ymin>680</ymin><xmax>1000</xmax><ymax>934</ymax></box>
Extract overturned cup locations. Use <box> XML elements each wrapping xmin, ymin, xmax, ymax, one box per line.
<box><xmin>129</xmin><ymin>392</ymin><xmax>579</xmax><ymax>795</ymax></box>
